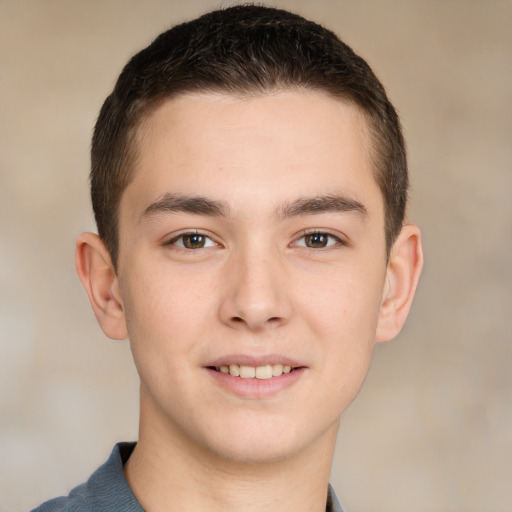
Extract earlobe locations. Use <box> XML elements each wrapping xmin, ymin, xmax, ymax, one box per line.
<box><xmin>375</xmin><ymin>224</ymin><xmax>423</xmax><ymax>343</ymax></box>
<box><xmin>75</xmin><ymin>233</ymin><xmax>128</xmax><ymax>340</ymax></box>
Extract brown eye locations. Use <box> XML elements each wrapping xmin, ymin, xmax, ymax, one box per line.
<box><xmin>182</xmin><ymin>234</ymin><xmax>206</xmax><ymax>248</ymax></box>
<box><xmin>170</xmin><ymin>233</ymin><xmax>216</xmax><ymax>249</ymax></box>
<box><xmin>292</xmin><ymin>232</ymin><xmax>342</xmax><ymax>249</ymax></box>
<box><xmin>304</xmin><ymin>233</ymin><xmax>329</xmax><ymax>248</ymax></box>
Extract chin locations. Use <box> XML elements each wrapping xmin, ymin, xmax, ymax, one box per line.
<box><xmin>206</xmin><ymin>437</ymin><xmax>301</xmax><ymax>465</ymax></box>
<box><xmin>196</xmin><ymin>415</ymin><xmax>335</xmax><ymax>466</ymax></box>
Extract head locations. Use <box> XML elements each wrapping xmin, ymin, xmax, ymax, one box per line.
<box><xmin>91</xmin><ymin>4</ymin><xmax>407</xmax><ymax>269</ymax></box>
<box><xmin>77</xmin><ymin>5</ymin><xmax>422</xmax><ymax>467</ymax></box>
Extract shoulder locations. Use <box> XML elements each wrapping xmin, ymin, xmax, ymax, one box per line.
<box><xmin>30</xmin><ymin>485</ymin><xmax>88</xmax><ymax>512</ymax></box>
<box><xmin>30</xmin><ymin>443</ymin><xmax>142</xmax><ymax>512</ymax></box>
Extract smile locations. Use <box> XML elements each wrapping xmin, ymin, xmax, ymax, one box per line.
<box><xmin>206</xmin><ymin>359</ymin><xmax>306</xmax><ymax>398</ymax></box>
<box><xmin>213</xmin><ymin>364</ymin><xmax>294</xmax><ymax>379</ymax></box>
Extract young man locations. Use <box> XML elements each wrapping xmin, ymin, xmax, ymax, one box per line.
<box><xmin>34</xmin><ymin>5</ymin><xmax>422</xmax><ymax>512</ymax></box>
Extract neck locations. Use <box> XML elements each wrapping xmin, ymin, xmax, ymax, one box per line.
<box><xmin>124</xmin><ymin>395</ymin><xmax>339</xmax><ymax>512</ymax></box>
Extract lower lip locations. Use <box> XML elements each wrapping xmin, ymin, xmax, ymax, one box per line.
<box><xmin>205</xmin><ymin>367</ymin><xmax>306</xmax><ymax>399</ymax></box>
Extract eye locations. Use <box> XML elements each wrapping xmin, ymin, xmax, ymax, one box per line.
<box><xmin>293</xmin><ymin>232</ymin><xmax>343</xmax><ymax>249</ymax></box>
<box><xmin>169</xmin><ymin>232</ymin><xmax>217</xmax><ymax>249</ymax></box>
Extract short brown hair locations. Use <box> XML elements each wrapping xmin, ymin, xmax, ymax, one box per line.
<box><xmin>91</xmin><ymin>4</ymin><xmax>408</xmax><ymax>267</ymax></box>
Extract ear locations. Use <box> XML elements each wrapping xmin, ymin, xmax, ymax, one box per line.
<box><xmin>75</xmin><ymin>232</ymin><xmax>128</xmax><ymax>340</ymax></box>
<box><xmin>375</xmin><ymin>224</ymin><xmax>423</xmax><ymax>343</ymax></box>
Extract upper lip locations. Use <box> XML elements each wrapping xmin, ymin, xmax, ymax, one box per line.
<box><xmin>206</xmin><ymin>354</ymin><xmax>306</xmax><ymax>368</ymax></box>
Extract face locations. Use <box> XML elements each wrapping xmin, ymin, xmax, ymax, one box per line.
<box><xmin>116</xmin><ymin>90</ymin><xmax>388</xmax><ymax>464</ymax></box>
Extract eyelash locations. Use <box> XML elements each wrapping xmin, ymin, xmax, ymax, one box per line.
<box><xmin>292</xmin><ymin>230</ymin><xmax>346</xmax><ymax>249</ymax></box>
<box><xmin>166</xmin><ymin>229</ymin><xmax>346</xmax><ymax>250</ymax></box>
<box><xmin>167</xmin><ymin>231</ymin><xmax>218</xmax><ymax>250</ymax></box>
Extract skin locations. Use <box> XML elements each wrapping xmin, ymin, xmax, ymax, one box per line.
<box><xmin>76</xmin><ymin>90</ymin><xmax>423</xmax><ymax>511</ymax></box>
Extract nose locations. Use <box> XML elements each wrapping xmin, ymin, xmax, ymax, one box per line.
<box><xmin>218</xmin><ymin>245</ymin><xmax>292</xmax><ymax>332</ymax></box>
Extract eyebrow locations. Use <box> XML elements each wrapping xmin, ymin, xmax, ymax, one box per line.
<box><xmin>279</xmin><ymin>195</ymin><xmax>367</xmax><ymax>219</ymax></box>
<box><xmin>142</xmin><ymin>193</ymin><xmax>367</xmax><ymax>220</ymax></box>
<box><xmin>143</xmin><ymin>193</ymin><xmax>229</xmax><ymax>218</ymax></box>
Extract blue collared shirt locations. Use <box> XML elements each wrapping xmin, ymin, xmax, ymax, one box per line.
<box><xmin>32</xmin><ymin>442</ymin><xmax>344</xmax><ymax>512</ymax></box>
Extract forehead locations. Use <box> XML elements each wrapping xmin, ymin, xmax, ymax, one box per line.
<box><xmin>122</xmin><ymin>90</ymin><xmax>382</xmax><ymax>221</ymax></box>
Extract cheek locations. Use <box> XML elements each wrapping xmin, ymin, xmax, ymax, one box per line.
<box><xmin>123</xmin><ymin>259</ymin><xmax>212</xmax><ymax>328</ymax></box>
<box><xmin>299</xmin><ymin>264</ymin><xmax>384</xmax><ymax>336</ymax></box>
<box><xmin>120</xmin><ymin>276</ymin><xmax>204</xmax><ymax>411</ymax></box>
<box><xmin>297</xmin><ymin>265</ymin><xmax>384</xmax><ymax>393</ymax></box>
<box><xmin>119</xmin><ymin>267</ymin><xmax>213</xmax><ymax>373</ymax></box>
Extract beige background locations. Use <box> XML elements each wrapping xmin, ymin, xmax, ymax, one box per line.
<box><xmin>1</xmin><ymin>1</ymin><xmax>511</xmax><ymax>511</ymax></box>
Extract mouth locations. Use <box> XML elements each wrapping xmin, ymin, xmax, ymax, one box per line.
<box><xmin>205</xmin><ymin>358</ymin><xmax>306</xmax><ymax>398</ymax></box>
<box><xmin>207</xmin><ymin>364</ymin><xmax>300</xmax><ymax>379</ymax></box>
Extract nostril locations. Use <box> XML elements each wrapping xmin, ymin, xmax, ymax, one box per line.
<box><xmin>231</xmin><ymin>316</ymin><xmax>281</xmax><ymax>325</ymax></box>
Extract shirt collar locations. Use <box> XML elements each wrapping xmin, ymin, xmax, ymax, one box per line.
<box><xmin>104</xmin><ymin>443</ymin><xmax>345</xmax><ymax>512</ymax></box>
<box><xmin>328</xmin><ymin>483</ymin><xmax>345</xmax><ymax>512</ymax></box>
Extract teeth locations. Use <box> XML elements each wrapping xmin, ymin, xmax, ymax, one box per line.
<box><xmin>216</xmin><ymin>364</ymin><xmax>295</xmax><ymax>379</ymax></box>
<box><xmin>255</xmin><ymin>365</ymin><xmax>273</xmax><ymax>379</ymax></box>
<box><xmin>272</xmin><ymin>364</ymin><xmax>283</xmax><ymax>376</ymax></box>
<box><xmin>239</xmin><ymin>365</ymin><xmax>256</xmax><ymax>378</ymax></box>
